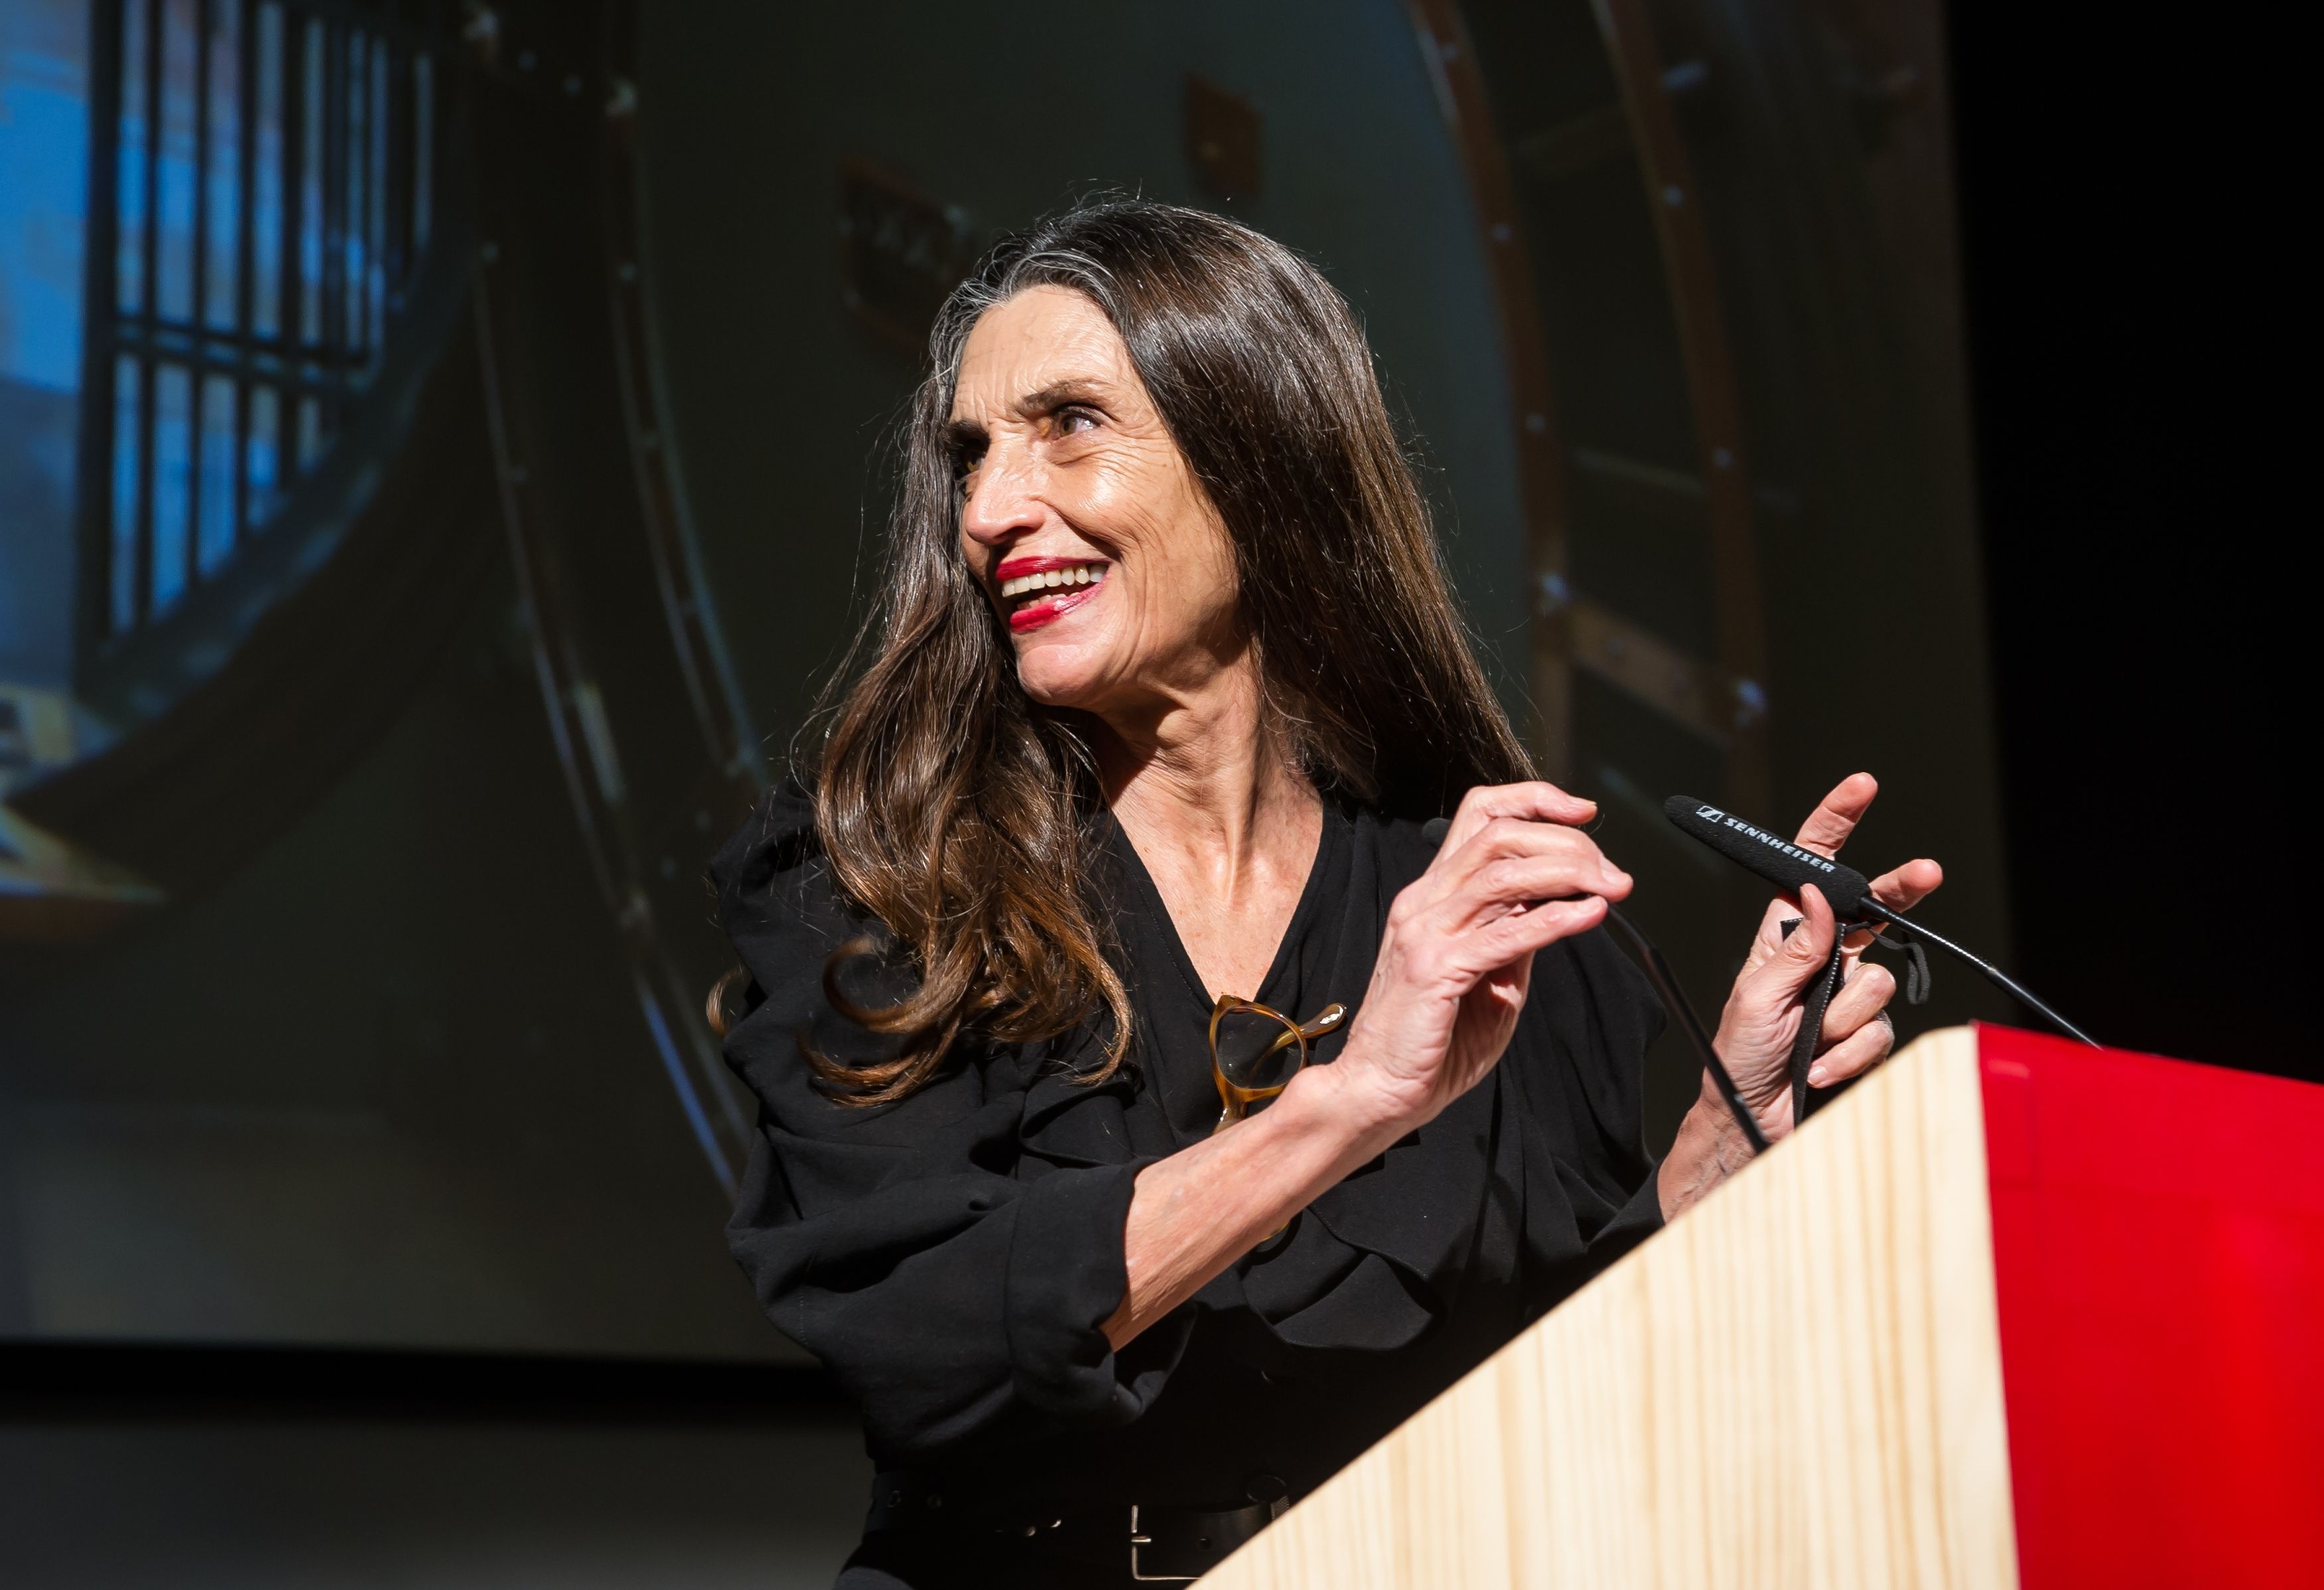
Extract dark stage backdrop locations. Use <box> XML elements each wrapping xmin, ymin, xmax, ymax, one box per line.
<box><xmin>1</xmin><ymin>0</ymin><xmax>2016</xmax><ymax>1363</ymax></box>
<box><xmin>1950</xmin><ymin>2</ymin><xmax>2313</xmax><ymax>1086</ymax></box>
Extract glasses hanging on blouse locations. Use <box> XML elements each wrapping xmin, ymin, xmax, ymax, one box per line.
<box><xmin>1208</xmin><ymin>995</ymin><xmax>1348</xmax><ymax>1135</ymax></box>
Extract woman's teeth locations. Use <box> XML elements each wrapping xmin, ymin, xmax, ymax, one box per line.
<box><xmin>1001</xmin><ymin>566</ymin><xmax>1106</xmax><ymax>600</ymax></box>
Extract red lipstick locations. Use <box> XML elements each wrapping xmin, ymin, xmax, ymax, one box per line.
<box><xmin>1009</xmin><ymin>584</ymin><xmax>1103</xmax><ymax>633</ymax></box>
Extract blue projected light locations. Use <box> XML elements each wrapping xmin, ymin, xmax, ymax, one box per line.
<box><xmin>0</xmin><ymin>0</ymin><xmax>90</xmax><ymax>687</ymax></box>
<box><xmin>0</xmin><ymin>3</ymin><xmax>86</xmax><ymax>393</ymax></box>
<box><xmin>3</xmin><ymin>0</ymin><xmax>438</xmax><ymax>691</ymax></box>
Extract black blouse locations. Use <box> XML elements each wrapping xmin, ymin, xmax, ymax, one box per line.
<box><xmin>709</xmin><ymin>785</ymin><xmax>1666</xmax><ymax>1554</ymax></box>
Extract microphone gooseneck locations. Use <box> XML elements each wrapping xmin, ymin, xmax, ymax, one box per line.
<box><xmin>1663</xmin><ymin>795</ymin><xmax>2100</xmax><ymax>1048</ymax></box>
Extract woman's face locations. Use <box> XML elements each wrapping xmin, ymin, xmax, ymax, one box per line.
<box><xmin>951</xmin><ymin>285</ymin><xmax>1242</xmax><ymax>720</ymax></box>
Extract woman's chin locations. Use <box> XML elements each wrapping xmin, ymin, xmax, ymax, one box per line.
<box><xmin>1016</xmin><ymin>672</ymin><xmax>1103</xmax><ymax>712</ymax></box>
<box><xmin>1013</xmin><ymin>647</ymin><xmax>1114</xmax><ymax>712</ymax></box>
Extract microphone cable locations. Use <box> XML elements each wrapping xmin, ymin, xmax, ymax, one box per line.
<box><xmin>1602</xmin><ymin>907</ymin><xmax>1771</xmax><ymax>1154</ymax></box>
<box><xmin>1851</xmin><ymin>900</ymin><xmax>2098</xmax><ymax>1047</ymax></box>
<box><xmin>1420</xmin><ymin>815</ymin><xmax>1771</xmax><ymax>1154</ymax></box>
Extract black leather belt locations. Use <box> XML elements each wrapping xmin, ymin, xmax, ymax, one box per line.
<box><xmin>867</xmin><ymin>1469</ymin><xmax>1289</xmax><ymax>1582</ymax></box>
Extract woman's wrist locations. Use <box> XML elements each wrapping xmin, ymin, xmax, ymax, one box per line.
<box><xmin>1279</xmin><ymin>1052</ymin><xmax>1417</xmax><ymax>1168</ymax></box>
<box><xmin>1656</xmin><ymin>1087</ymin><xmax>1762</xmax><ymax>1222</ymax></box>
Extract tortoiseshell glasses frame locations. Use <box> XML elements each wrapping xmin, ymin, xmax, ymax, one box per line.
<box><xmin>1207</xmin><ymin>995</ymin><xmax>1348</xmax><ymax>1134</ymax></box>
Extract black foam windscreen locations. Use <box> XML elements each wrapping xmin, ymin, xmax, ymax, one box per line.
<box><xmin>1663</xmin><ymin>796</ymin><xmax>1874</xmax><ymax>917</ymax></box>
<box><xmin>1421</xmin><ymin>817</ymin><xmax>1452</xmax><ymax>846</ymax></box>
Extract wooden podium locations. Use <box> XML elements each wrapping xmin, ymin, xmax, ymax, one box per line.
<box><xmin>1205</xmin><ymin>1026</ymin><xmax>2323</xmax><ymax>1590</ymax></box>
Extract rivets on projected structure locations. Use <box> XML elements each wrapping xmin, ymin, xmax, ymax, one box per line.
<box><xmin>835</xmin><ymin>159</ymin><xmax>975</xmax><ymax>357</ymax></box>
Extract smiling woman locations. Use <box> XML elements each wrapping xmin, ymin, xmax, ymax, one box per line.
<box><xmin>710</xmin><ymin>200</ymin><xmax>1936</xmax><ymax>1589</ymax></box>
<box><xmin>803</xmin><ymin>207</ymin><xmax>1532</xmax><ymax>1110</ymax></box>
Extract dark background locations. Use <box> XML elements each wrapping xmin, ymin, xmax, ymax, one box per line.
<box><xmin>1950</xmin><ymin>6</ymin><xmax>2311</xmax><ymax>1082</ymax></box>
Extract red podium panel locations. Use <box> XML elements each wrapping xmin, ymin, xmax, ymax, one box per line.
<box><xmin>1981</xmin><ymin>1026</ymin><xmax>2324</xmax><ymax>1590</ymax></box>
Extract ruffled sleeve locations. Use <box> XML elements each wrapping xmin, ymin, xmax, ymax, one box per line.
<box><xmin>708</xmin><ymin>785</ymin><xmax>1171</xmax><ymax>1467</ymax></box>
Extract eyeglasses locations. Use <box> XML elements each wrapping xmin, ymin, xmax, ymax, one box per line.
<box><xmin>1208</xmin><ymin>995</ymin><xmax>1348</xmax><ymax>1134</ymax></box>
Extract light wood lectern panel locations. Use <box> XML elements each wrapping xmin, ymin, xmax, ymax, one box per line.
<box><xmin>1205</xmin><ymin>1026</ymin><xmax>2019</xmax><ymax>1590</ymax></box>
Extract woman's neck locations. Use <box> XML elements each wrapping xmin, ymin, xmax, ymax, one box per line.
<box><xmin>1095</xmin><ymin>664</ymin><xmax>1322</xmax><ymax>999</ymax></box>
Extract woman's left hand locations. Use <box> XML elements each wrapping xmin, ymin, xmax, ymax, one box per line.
<box><xmin>1709</xmin><ymin>772</ymin><xmax>1942</xmax><ymax>1139</ymax></box>
<box><xmin>1661</xmin><ymin>773</ymin><xmax>1940</xmax><ymax>1215</ymax></box>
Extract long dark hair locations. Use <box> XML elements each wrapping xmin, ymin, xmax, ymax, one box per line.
<box><xmin>807</xmin><ymin>200</ymin><xmax>1530</xmax><ymax>1103</ymax></box>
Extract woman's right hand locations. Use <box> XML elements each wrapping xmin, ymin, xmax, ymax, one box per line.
<box><xmin>1106</xmin><ymin>786</ymin><xmax>1629</xmax><ymax>1351</ymax></box>
<box><xmin>1327</xmin><ymin>781</ymin><xmax>1633</xmax><ymax>1135</ymax></box>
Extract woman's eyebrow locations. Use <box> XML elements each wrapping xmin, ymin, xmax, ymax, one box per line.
<box><xmin>1017</xmin><ymin>379</ymin><xmax>1110</xmax><ymax>417</ymax></box>
<box><xmin>942</xmin><ymin>417</ymin><xmax>987</xmax><ymax>454</ymax></box>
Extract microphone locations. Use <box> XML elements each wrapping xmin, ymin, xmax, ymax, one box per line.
<box><xmin>1663</xmin><ymin>795</ymin><xmax>2099</xmax><ymax>1047</ymax></box>
<box><xmin>1664</xmin><ymin>799</ymin><xmax>1877</xmax><ymax>917</ymax></box>
<box><xmin>1420</xmin><ymin>815</ymin><xmax>1770</xmax><ymax>1153</ymax></box>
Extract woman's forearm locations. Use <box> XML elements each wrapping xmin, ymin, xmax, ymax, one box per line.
<box><xmin>1110</xmin><ymin>1063</ymin><xmax>1746</xmax><ymax>1353</ymax></box>
<box><xmin>1101</xmin><ymin>1062</ymin><xmax>1406</xmax><ymax>1350</ymax></box>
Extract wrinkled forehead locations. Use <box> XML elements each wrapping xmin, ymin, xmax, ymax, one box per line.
<box><xmin>949</xmin><ymin>285</ymin><xmax>1136</xmax><ymax>423</ymax></box>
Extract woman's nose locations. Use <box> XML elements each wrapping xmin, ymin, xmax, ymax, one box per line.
<box><xmin>959</xmin><ymin>447</ymin><xmax>1044</xmax><ymax>547</ymax></box>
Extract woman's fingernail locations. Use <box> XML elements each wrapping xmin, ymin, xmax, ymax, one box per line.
<box><xmin>1807</xmin><ymin>1064</ymin><xmax>1830</xmax><ymax>1086</ymax></box>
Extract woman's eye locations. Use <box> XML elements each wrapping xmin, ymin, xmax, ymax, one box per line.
<box><xmin>1055</xmin><ymin>408</ymin><xmax>1099</xmax><ymax>437</ymax></box>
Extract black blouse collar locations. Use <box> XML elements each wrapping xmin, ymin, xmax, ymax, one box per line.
<box><xmin>1099</xmin><ymin>804</ymin><xmax>1359</xmax><ymax>1146</ymax></box>
<box><xmin>1100</xmin><ymin>800</ymin><xmax>1347</xmax><ymax>1012</ymax></box>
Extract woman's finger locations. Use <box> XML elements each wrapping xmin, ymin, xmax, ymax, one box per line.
<box><xmin>1454</xmin><ymin>850</ymin><xmax>1632</xmax><ymax>921</ymax></box>
<box><xmin>1406</xmin><ymin>854</ymin><xmax>1627</xmax><ymax>953</ymax></box>
<box><xmin>1806</xmin><ymin>1011</ymin><xmax>1895</xmax><ymax>1087</ymax></box>
<box><xmin>1408</xmin><ymin>815</ymin><xmax>1622</xmax><ymax>919</ymax></box>
<box><xmin>1732</xmin><ymin>878</ymin><xmax>1832</xmax><ymax>985</ymax></box>
<box><xmin>1793</xmin><ymin>771</ymin><xmax>1879</xmax><ymax>859</ymax></box>
<box><xmin>1447</xmin><ymin>818</ymin><xmax>1626</xmax><ymax>891</ymax></box>
<box><xmin>1819</xmin><ymin>959</ymin><xmax>1897</xmax><ymax>1046</ymax></box>
<box><xmin>1449</xmin><ymin>813</ymin><xmax>1610</xmax><ymax>866</ymax></box>
<box><xmin>1474</xmin><ymin>894</ymin><xmax>1607</xmax><ymax>959</ymax></box>
<box><xmin>1737</xmin><ymin>883</ymin><xmax>1841</xmax><ymax>1012</ymax></box>
<box><xmin>1394</xmin><ymin>889</ymin><xmax>1606</xmax><ymax>998</ymax></box>
<box><xmin>1439</xmin><ymin>781</ymin><xmax>1598</xmax><ymax>856</ymax></box>
<box><xmin>1868</xmin><ymin>857</ymin><xmax>1944</xmax><ymax>914</ymax></box>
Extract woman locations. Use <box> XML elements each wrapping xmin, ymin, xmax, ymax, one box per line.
<box><xmin>710</xmin><ymin>201</ymin><xmax>1938</xmax><ymax>1588</ymax></box>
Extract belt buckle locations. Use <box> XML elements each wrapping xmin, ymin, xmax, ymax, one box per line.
<box><xmin>1129</xmin><ymin>1504</ymin><xmax>1201</xmax><ymax>1583</ymax></box>
<box><xmin>1128</xmin><ymin>1498</ymin><xmax>1284</xmax><ymax>1581</ymax></box>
